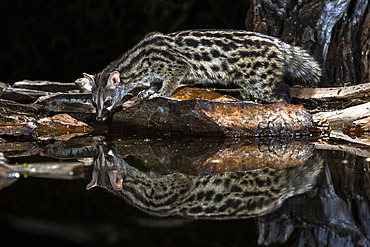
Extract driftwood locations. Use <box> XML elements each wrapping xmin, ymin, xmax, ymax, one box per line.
<box><xmin>291</xmin><ymin>82</ymin><xmax>370</xmax><ymax>101</ymax></box>
<box><xmin>0</xmin><ymin>79</ymin><xmax>369</xmax><ymax>144</ymax></box>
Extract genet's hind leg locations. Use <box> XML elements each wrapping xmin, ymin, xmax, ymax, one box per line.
<box><xmin>270</xmin><ymin>80</ymin><xmax>291</xmax><ymax>103</ymax></box>
<box><xmin>239</xmin><ymin>74</ymin><xmax>290</xmax><ymax>103</ymax></box>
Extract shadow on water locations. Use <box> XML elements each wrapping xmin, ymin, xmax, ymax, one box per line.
<box><xmin>0</xmin><ymin>137</ymin><xmax>368</xmax><ymax>246</ymax></box>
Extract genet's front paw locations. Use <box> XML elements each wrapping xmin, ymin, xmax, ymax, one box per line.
<box><xmin>138</xmin><ymin>89</ymin><xmax>155</xmax><ymax>99</ymax></box>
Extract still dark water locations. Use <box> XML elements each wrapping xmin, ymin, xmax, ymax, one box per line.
<box><xmin>0</xmin><ymin>137</ymin><xmax>369</xmax><ymax>247</ymax></box>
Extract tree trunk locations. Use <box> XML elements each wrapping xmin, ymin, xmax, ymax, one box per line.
<box><xmin>245</xmin><ymin>0</ymin><xmax>370</xmax><ymax>87</ymax></box>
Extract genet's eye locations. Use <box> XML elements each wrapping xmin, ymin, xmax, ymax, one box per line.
<box><xmin>105</xmin><ymin>155</ymin><xmax>114</xmax><ymax>162</ymax></box>
<box><xmin>91</xmin><ymin>101</ymin><xmax>97</xmax><ymax>107</ymax></box>
<box><xmin>104</xmin><ymin>100</ymin><xmax>112</xmax><ymax>108</ymax></box>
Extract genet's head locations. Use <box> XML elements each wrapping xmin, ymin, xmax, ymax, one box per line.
<box><xmin>83</xmin><ymin>71</ymin><xmax>132</xmax><ymax>121</ymax></box>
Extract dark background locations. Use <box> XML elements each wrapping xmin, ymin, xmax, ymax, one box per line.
<box><xmin>0</xmin><ymin>0</ymin><xmax>249</xmax><ymax>84</ymax></box>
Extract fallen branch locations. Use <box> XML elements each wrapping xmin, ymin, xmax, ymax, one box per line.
<box><xmin>291</xmin><ymin>82</ymin><xmax>370</xmax><ymax>101</ymax></box>
<box><xmin>312</xmin><ymin>102</ymin><xmax>370</xmax><ymax>129</ymax></box>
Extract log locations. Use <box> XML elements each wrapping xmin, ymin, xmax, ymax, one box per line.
<box><xmin>291</xmin><ymin>82</ymin><xmax>370</xmax><ymax>101</ymax></box>
<box><xmin>214</xmin><ymin>82</ymin><xmax>370</xmax><ymax>102</ymax></box>
<box><xmin>0</xmin><ymin>86</ymin><xmax>50</xmax><ymax>103</ymax></box>
<box><xmin>312</xmin><ymin>102</ymin><xmax>370</xmax><ymax>129</ymax></box>
<box><xmin>13</xmin><ymin>80</ymin><xmax>78</xmax><ymax>92</ymax></box>
<box><xmin>112</xmin><ymin>92</ymin><xmax>316</xmax><ymax>138</ymax></box>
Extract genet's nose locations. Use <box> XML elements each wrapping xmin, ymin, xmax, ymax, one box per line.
<box><xmin>96</xmin><ymin>116</ymin><xmax>103</xmax><ymax>122</ymax></box>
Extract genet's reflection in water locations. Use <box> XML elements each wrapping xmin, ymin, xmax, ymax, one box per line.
<box><xmin>88</xmin><ymin>141</ymin><xmax>322</xmax><ymax>219</ymax></box>
<box><xmin>87</xmin><ymin>139</ymin><xmax>369</xmax><ymax>246</ymax></box>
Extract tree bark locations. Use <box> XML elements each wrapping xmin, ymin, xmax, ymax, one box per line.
<box><xmin>246</xmin><ymin>0</ymin><xmax>369</xmax><ymax>86</ymax></box>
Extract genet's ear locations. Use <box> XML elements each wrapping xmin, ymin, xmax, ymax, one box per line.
<box><xmin>108</xmin><ymin>170</ymin><xmax>123</xmax><ymax>191</ymax></box>
<box><xmin>106</xmin><ymin>71</ymin><xmax>120</xmax><ymax>89</ymax></box>
<box><xmin>83</xmin><ymin>73</ymin><xmax>95</xmax><ymax>87</ymax></box>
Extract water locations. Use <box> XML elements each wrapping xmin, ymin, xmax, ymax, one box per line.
<box><xmin>0</xmin><ymin>136</ymin><xmax>368</xmax><ymax>246</ymax></box>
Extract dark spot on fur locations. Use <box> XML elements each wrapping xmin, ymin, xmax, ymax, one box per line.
<box><xmin>211</xmin><ymin>49</ymin><xmax>221</xmax><ymax>58</ymax></box>
<box><xmin>211</xmin><ymin>65</ymin><xmax>220</xmax><ymax>72</ymax></box>
<box><xmin>213</xmin><ymin>178</ymin><xmax>222</xmax><ymax>185</ymax></box>
<box><xmin>256</xmin><ymin>178</ymin><xmax>265</xmax><ymax>187</ymax></box>
<box><xmin>201</xmin><ymin>38</ymin><xmax>213</xmax><ymax>47</ymax></box>
<box><xmin>228</xmin><ymin>57</ymin><xmax>239</xmax><ymax>63</ymax></box>
<box><xmin>227</xmin><ymin>42</ymin><xmax>238</xmax><ymax>50</ymax></box>
<box><xmin>205</xmin><ymin>207</ymin><xmax>217</xmax><ymax>214</ymax></box>
<box><xmin>175</xmin><ymin>38</ymin><xmax>183</xmax><ymax>46</ymax></box>
<box><xmin>214</xmin><ymin>193</ymin><xmax>223</xmax><ymax>203</ymax></box>
<box><xmin>225</xmin><ymin>199</ymin><xmax>235</xmax><ymax>208</ymax></box>
<box><xmin>268</xmin><ymin>51</ymin><xmax>278</xmax><ymax>59</ymax></box>
<box><xmin>266</xmin><ymin>177</ymin><xmax>272</xmax><ymax>187</ymax></box>
<box><xmin>205</xmin><ymin>190</ymin><xmax>215</xmax><ymax>201</ymax></box>
<box><xmin>189</xmin><ymin>206</ymin><xmax>203</xmax><ymax>214</ymax></box>
<box><xmin>244</xmin><ymin>39</ymin><xmax>254</xmax><ymax>47</ymax></box>
<box><xmin>202</xmin><ymin>52</ymin><xmax>212</xmax><ymax>61</ymax></box>
<box><xmin>253</xmin><ymin>62</ymin><xmax>263</xmax><ymax>70</ymax></box>
<box><xmin>255</xmin><ymin>40</ymin><xmax>261</xmax><ymax>49</ymax></box>
<box><xmin>197</xmin><ymin>192</ymin><xmax>205</xmax><ymax>200</ymax></box>
<box><xmin>237</xmin><ymin>62</ymin><xmax>246</xmax><ymax>68</ymax></box>
<box><xmin>224</xmin><ymin>179</ymin><xmax>231</xmax><ymax>188</ymax></box>
<box><xmin>270</xmin><ymin>62</ymin><xmax>278</xmax><ymax>70</ymax></box>
<box><xmin>261</xmin><ymin>40</ymin><xmax>274</xmax><ymax>47</ymax></box>
<box><xmin>266</xmin><ymin>69</ymin><xmax>274</xmax><ymax>75</ymax></box>
<box><xmin>230</xmin><ymin>185</ymin><xmax>243</xmax><ymax>192</ymax></box>
<box><xmin>194</xmin><ymin>53</ymin><xmax>202</xmax><ymax>61</ymax></box>
<box><xmin>184</xmin><ymin>38</ymin><xmax>200</xmax><ymax>48</ymax></box>
<box><xmin>221</xmin><ymin>61</ymin><xmax>229</xmax><ymax>71</ymax></box>
<box><xmin>234</xmin><ymin>71</ymin><xmax>243</xmax><ymax>78</ymax></box>
<box><xmin>219</xmin><ymin>204</ymin><xmax>228</xmax><ymax>212</ymax></box>
<box><xmin>191</xmin><ymin>31</ymin><xmax>202</xmax><ymax>37</ymax></box>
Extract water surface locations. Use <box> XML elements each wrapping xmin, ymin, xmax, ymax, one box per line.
<box><xmin>0</xmin><ymin>137</ymin><xmax>368</xmax><ymax>246</ymax></box>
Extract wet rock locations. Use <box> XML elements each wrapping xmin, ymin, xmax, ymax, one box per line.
<box><xmin>36</xmin><ymin>93</ymin><xmax>95</xmax><ymax>113</ymax></box>
<box><xmin>36</xmin><ymin>114</ymin><xmax>92</xmax><ymax>141</ymax></box>
<box><xmin>13</xmin><ymin>80</ymin><xmax>78</xmax><ymax>92</ymax></box>
<box><xmin>0</xmin><ymin>99</ymin><xmax>44</xmax><ymax>118</ymax></box>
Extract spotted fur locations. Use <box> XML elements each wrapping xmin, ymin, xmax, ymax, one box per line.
<box><xmin>84</xmin><ymin>30</ymin><xmax>321</xmax><ymax>121</ymax></box>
